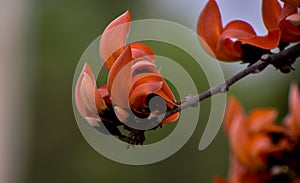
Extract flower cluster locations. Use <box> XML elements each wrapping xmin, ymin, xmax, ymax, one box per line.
<box><xmin>197</xmin><ymin>0</ymin><xmax>300</xmax><ymax>71</ymax></box>
<box><xmin>213</xmin><ymin>84</ymin><xmax>300</xmax><ymax>183</ymax></box>
<box><xmin>75</xmin><ymin>11</ymin><xmax>179</xmax><ymax>144</ymax></box>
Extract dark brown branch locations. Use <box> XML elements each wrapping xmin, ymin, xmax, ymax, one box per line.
<box><xmin>161</xmin><ymin>42</ymin><xmax>300</xmax><ymax>119</ymax></box>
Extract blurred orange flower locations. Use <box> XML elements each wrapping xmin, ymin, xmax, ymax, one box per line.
<box><xmin>224</xmin><ymin>97</ymin><xmax>290</xmax><ymax>170</ymax></box>
<box><xmin>217</xmin><ymin>84</ymin><xmax>300</xmax><ymax>183</ymax></box>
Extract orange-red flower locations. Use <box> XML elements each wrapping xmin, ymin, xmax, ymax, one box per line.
<box><xmin>75</xmin><ymin>63</ymin><xmax>107</xmax><ymax>126</ymax></box>
<box><xmin>218</xmin><ymin>84</ymin><xmax>300</xmax><ymax>183</ymax></box>
<box><xmin>198</xmin><ymin>0</ymin><xmax>300</xmax><ymax>62</ymax></box>
<box><xmin>224</xmin><ymin>97</ymin><xmax>290</xmax><ymax>170</ymax></box>
<box><xmin>75</xmin><ymin>11</ymin><xmax>179</xmax><ymax>130</ymax></box>
<box><xmin>197</xmin><ymin>0</ymin><xmax>280</xmax><ymax>62</ymax></box>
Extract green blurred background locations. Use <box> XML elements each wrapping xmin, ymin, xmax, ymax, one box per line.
<box><xmin>3</xmin><ymin>0</ymin><xmax>300</xmax><ymax>183</ymax></box>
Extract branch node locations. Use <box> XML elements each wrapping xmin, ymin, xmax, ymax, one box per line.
<box><xmin>182</xmin><ymin>94</ymin><xmax>199</xmax><ymax>108</ymax></box>
<box><xmin>261</xmin><ymin>54</ymin><xmax>271</xmax><ymax>62</ymax></box>
<box><xmin>220</xmin><ymin>84</ymin><xmax>228</xmax><ymax>93</ymax></box>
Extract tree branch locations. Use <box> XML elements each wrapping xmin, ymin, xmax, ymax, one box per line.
<box><xmin>162</xmin><ymin>42</ymin><xmax>300</xmax><ymax>119</ymax></box>
<box><xmin>107</xmin><ymin>43</ymin><xmax>300</xmax><ymax>145</ymax></box>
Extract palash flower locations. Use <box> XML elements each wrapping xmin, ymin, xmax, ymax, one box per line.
<box><xmin>223</xmin><ymin>97</ymin><xmax>290</xmax><ymax>170</ymax></box>
<box><xmin>75</xmin><ymin>11</ymin><xmax>179</xmax><ymax>144</ymax></box>
<box><xmin>215</xmin><ymin>84</ymin><xmax>300</xmax><ymax>183</ymax></box>
<box><xmin>197</xmin><ymin>0</ymin><xmax>280</xmax><ymax>62</ymax></box>
<box><xmin>197</xmin><ymin>0</ymin><xmax>300</xmax><ymax>63</ymax></box>
<box><xmin>99</xmin><ymin>10</ymin><xmax>179</xmax><ymax>124</ymax></box>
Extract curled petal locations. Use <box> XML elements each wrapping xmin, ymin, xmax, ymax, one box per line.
<box><xmin>97</xmin><ymin>85</ymin><xmax>111</xmax><ymax>104</ymax></box>
<box><xmin>224</xmin><ymin>97</ymin><xmax>244</xmax><ymax>134</ymax></box>
<box><xmin>75</xmin><ymin>63</ymin><xmax>106</xmax><ymax>126</ymax></box>
<box><xmin>131</xmin><ymin>60</ymin><xmax>157</xmax><ymax>77</ymax></box>
<box><xmin>221</xmin><ymin>20</ymin><xmax>280</xmax><ymax>50</ymax></box>
<box><xmin>130</xmin><ymin>43</ymin><xmax>156</xmax><ymax>62</ymax></box>
<box><xmin>130</xmin><ymin>72</ymin><xmax>178</xmax><ymax>124</ymax></box>
<box><xmin>262</xmin><ymin>0</ymin><xmax>282</xmax><ymax>30</ymax></box>
<box><xmin>241</xmin><ymin>30</ymin><xmax>280</xmax><ymax>50</ymax></box>
<box><xmin>108</xmin><ymin>46</ymin><xmax>133</xmax><ymax>108</ymax></box>
<box><xmin>263</xmin><ymin>1</ymin><xmax>300</xmax><ymax>43</ymax></box>
<box><xmin>286</xmin><ymin>13</ymin><xmax>300</xmax><ymax>25</ymax></box>
<box><xmin>82</xmin><ymin>73</ymin><xmax>106</xmax><ymax>113</ymax></box>
<box><xmin>279</xmin><ymin>4</ymin><xmax>300</xmax><ymax>42</ymax></box>
<box><xmin>217</xmin><ymin>20</ymin><xmax>256</xmax><ymax>60</ymax></box>
<box><xmin>100</xmin><ymin>11</ymin><xmax>130</xmax><ymax>70</ymax></box>
<box><xmin>130</xmin><ymin>73</ymin><xmax>177</xmax><ymax>109</ymax></box>
<box><xmin>197</xmin><ymin>0</ymin><xmax>224</xmax><ymax>59</ymax></box>
<box><xmin>222</xmin><ymin>21</ymin><xmax>257</xmax><ymax>39</ymax></box>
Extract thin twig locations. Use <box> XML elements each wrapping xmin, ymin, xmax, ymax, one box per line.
<box><xmin>162</xmin><ymin>42</ymin><xmax>300</xmax><ymax>119</ymax></box>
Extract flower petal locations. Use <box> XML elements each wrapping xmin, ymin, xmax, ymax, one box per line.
<box><xmin>131</xmin><ymin>60</ymin><xmax>157</xmax><ymax>77</ymax></box>
<box><xmin>97</xmin><ymin>85</ymin><xmax>111</xmax><ymax>104</ymax></box>
<box><xmin>75</xmin><ymin>63</ymin><xmax>106</xmax><ymax>126</ymax></box>
<box><xmin>224</xmin><ymin>97</ymin><xmax>244</xmax><ymax>134</ymax></box>
<box><xmin>248</xmin><ymin>108</ymin><xmax>278</xmax><ymax>132</ymax></box>
<box><xmin>241</xmin><ymin>30</ymin><xmax>280</xmax><ymax>49</ymax></box>
<box><xmin>130</xmin><ymin>43</ymin><xmax>156</xmax><ymax>62</ymax></box>
<box><xmin>279</xmin><ymin>4</ymin><xmax>300</xmax><ymax>42</ymax></box>
<box><xmin>197</xmin><ymin>0</ymin><xmax>223</xmax><ymax>59</ymax></box>
<box><xmin>286</xmin><ymin>13</ymin><xmax>300</xmax><ymax>25</ymax></box>
<box><xmin>130</xmin><ymin>73</ymin><xmax>176</xmax><ymax>108</ymax></box>
<box><xmin>221</xmin><ymin>20</ymin><xmax>280</xmax><ymax>50</ymax></box>
<box><xmin>262</xmin><ymin>0</ymin><xmax>282</xmax><ymax>30</ymax></box>
<box><xmin>108</xmin><ymin>46</ymin><xmax>133</xmax><ymax>108</ymax></box>
<box><xmin>130</xmin><ymin>73</ymin><xmax>179</xmax><ymax>124</ymax></box>
<box><xmin>224</xmin><ymin>97</ymin><xmax>288</xmax><ymax>170</ymax></box>
<box><xmin>100</xmin><ymin>11</ymin><xmax>130</xmax><ymax>70</ymax></box>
